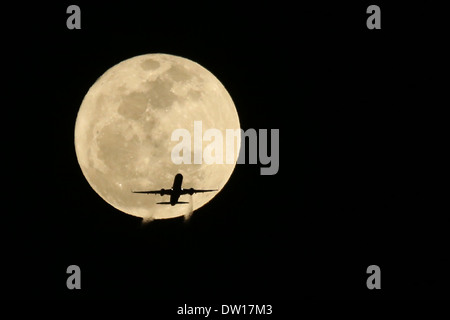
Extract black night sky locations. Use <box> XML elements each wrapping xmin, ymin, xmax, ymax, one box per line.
<box><xmin>2</xmin><ymin>1</ymin><xmax>448</xmax><ymax>303</ymax></box>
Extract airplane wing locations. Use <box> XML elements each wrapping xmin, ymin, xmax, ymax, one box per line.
<box><xmin>132</xmin><ymin>188</ymin><xmax>172</xmax><ymax>196</ymax></box>
<box><xmin>180</xmin><ymin>188</ymin><xmax>218</xmax><ymax>195</ymax></box>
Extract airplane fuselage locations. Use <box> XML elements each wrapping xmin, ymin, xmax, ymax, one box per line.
<box><xmin>170</xmin><ymin>173</ymin><xmax>183</xmax><ymax>205</ymax></box>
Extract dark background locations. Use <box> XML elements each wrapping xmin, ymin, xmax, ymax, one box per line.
<box><xmin>2</xmin><ymin>1</ymin><xmax>448</xmax><ymax>301</ymax></box>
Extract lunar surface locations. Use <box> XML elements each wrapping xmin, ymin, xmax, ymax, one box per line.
<box><xmin>74</xmin><ymin>54</ymin><xmax>240</xmax><ymax>220</ymax></box>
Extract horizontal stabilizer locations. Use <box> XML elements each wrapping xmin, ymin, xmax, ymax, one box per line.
<box><xmin>156</xmin><ymin>201</ymin><xmax>189</xmax><ymax>205</ymax></box>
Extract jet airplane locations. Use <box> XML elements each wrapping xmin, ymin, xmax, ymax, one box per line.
<box><xmin>132</xmin><ymin>173</ymin><xmax>217</xmax><ymax>206</ymax></box>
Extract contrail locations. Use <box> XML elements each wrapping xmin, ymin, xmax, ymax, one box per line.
<box><xmin>141</xmin><ymin>214</ymin><xmax>154</xmax><ymax>226</ymax></box>
<box><xmin>184</xmin><ymin>195</ymin><xmax>194</xmax><ymax>221</ymax></box>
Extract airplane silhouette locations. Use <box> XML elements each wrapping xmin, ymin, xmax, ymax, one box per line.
<box><xmin>132</xmin><ymin>173</ymin><xmax>217</xmax><ymax>206</ymax></box>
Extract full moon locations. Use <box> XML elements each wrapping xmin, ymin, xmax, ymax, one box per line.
<box><xmin>74</xmin><ymin>54</ymin><xmax>240</xmax><ymax>220</ymax></box>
